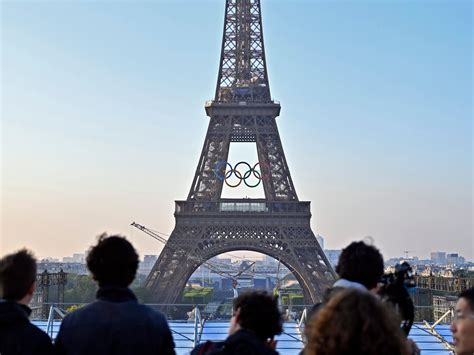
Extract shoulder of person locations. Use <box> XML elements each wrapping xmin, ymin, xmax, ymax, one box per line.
<box><xmin>191</xmin><ymin>341</ymin><xmax>225</xmax><ymax>355</ymax></box>
<box><xmin>59</xmin><ymin>302</ymin><xmax>99</xmax><ymax>327</ymax></box>
<box><xmin>28</xmin><ymin>322</ymin><xmax>54</xmax><ymax>354</ymax></box>
<box><xmin>232</xmin><ymin>341</ymin><xmax>277</xmax><ymax>355</ymax></box>
<box><xmin>135</xmin><ymin>304</ymin><xmax>173</xmax><ymax>329</ymax></box>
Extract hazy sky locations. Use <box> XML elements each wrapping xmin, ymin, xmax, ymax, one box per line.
<box><xmin>1</xmin><ymin>0</ymin><xmax>472</xmax><ymax>262</ymax></box>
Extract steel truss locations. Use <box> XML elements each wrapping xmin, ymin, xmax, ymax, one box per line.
<box><xmin>146</xmin><ymin>0</ymin><xmax>335</xmax><ymax>305</ymax></box>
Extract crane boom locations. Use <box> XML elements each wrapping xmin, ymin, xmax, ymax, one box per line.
<box><xmin>130</xmin><ymin>222</ymin><xmax>254</xmax><ymax>280</ymax></box>
<box><xmin>131</xmin><ymin>222</ymin><xmax>168</xmax><ymax>244</ymax></box>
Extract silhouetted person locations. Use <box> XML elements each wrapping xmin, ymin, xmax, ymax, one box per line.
<box><xmin>191</xmin><ymin>291</ymin><xmax>283</xmax><ymax>355</ymax></box>
<box><xmin>304</xmin><ymin>288</ymin><xmax>409</xmax><ymax>355</ymax></box>
<box><xmin>55</xmin><ymin>234</ymin><xmax>175</xmax><ymax>355</ymax></box>
<box><xmin>305</xmin><ymin>241</ymin><xmax>384</xmax><ymax>332</ymax></box>
<box><xmin>333</xmin><ymin>240</ymin><xmax>384</xmax><ymax>292</ymax></box>
<box><xmin>0</xmin><ymin>249</ymin><xmax>53</xmax><ymax>355</ymax></box>
<box><xmin>317</xmin><ymin>241</ymin><xmax>419</xmax><ymax>354</ymax></box>
<box><xmin>450</xmin><ymin>287</ymin><xmax>474</xmax><ymax>355</ymax></box>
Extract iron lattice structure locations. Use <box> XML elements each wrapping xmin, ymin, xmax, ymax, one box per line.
<box><xmin>215</xmin><ymin>0</ymin><xmax>271</xmax><ymax>103</ymax></box>
<box><xmin>32</xmin><ymin>270</ymin><xmax>67</xmax><ymax>318</ymax></box>
<box><xmin>146</xmin><ymin>0</ymin><xmax>335</xmax><ymax>305</ymax></box>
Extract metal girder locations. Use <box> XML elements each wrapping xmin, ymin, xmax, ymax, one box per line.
<box><xmin>215</xmin><ymin>0</ymin><xmax>271</xmax><ymax>103</ymax></box>
<box><xmin>146</xmin><ymin>212</ymin><xmax>336</xmax><ymax>305</ymax></box>
<box><xmin>187</xmin><ymin>110</ymin><xmax>298</xmax><ymax>201</ymax></box>
<box><xmin>146</xmin><ymin>0</ymin><xmax>334</xmax><ymax>305</ymax></box>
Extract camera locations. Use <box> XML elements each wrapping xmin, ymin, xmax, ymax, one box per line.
<box><xmin>379</xmin><ymin>261</ymin><xmax>416</xmax><ymax>335</ymax></box>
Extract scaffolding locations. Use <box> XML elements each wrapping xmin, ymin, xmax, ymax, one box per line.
<box><xmin>415</xmin><ymin>276</ymin><xmax>472</xmax><ymax>293</ymax></box>
<box><xmin>32</xmin><ymin>270</ymin><xmax>68</xmax><ymax>319</ymax></box>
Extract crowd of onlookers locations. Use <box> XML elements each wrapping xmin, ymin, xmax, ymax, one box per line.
<box><xmin>0</xmin><ymin>235</ymin><xmax>473</xmax><ymax>355</ymax></box>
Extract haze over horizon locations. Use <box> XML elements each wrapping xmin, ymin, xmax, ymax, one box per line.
<box><xmin>1</xmin><ymin>1</ymin><xmax>472</xmax><ymax>262</ymax></box>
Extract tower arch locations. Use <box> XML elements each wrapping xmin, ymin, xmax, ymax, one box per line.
<box><xmin>145</xmin><ymin>0</ymin><xmax>336</xmax><ymax>306</ymax></box>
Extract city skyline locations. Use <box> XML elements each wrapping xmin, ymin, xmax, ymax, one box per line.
<box><xmin>43</xmin><ymin>249</ymin><xmax>473</xmax><ymax>265</ymax></box>
<box><xmin>1</xmin><ymin>0</ymin><xmax>472</xmax><ymax>261</ymax></box>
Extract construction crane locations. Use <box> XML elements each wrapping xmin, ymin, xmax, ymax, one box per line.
<box><xmin>131</xmin><ymin>222</ymin><xmax>255</xmax><ymax>282</ymax></box>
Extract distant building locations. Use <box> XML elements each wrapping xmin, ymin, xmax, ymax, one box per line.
<box><xmin>217</xmin><ymin>258</ymin><xmax>233</xmax><ymax>265</ymax></box>
<box><xmin>138</xmin><ymin>255</ymin><xmax>158</xmax><ymax>275</ymax></box>
<box><xmin>41</xmin><ymin>257</ymin><xmax>60</xmax><ymax>263</ymax></box>
<box><xmin>37</xmin><ymin>262</ymin><xmax>87</xmax><ymax>275</ymax></box>
<box><xmin>316</xmin><ymin>235</ymin><xmax>324</xmax><ymax>250</ymax></box>
<box><xmin>62</xmin><ymin>253</ymin><xmax>85</xmax><ymax>264</ymax></box>
<box><xmin>431</xmin><ymin>252</ymin><xmax>446</xmax><ymax>265</ymax></box>
<box><xmin>72</xmin><ymin>253</ymin><xmax>85</xmax><ymax>263</ymax></box>
<box><xmin>324</xmin><ymin>249</ymin><xmax>341</xmax><ymax>268</ymax></box>
<box><xmin>446</xmin><ymin>253</ymin><xmax>466</xmax><ymax>265</ymax></box>
<box><xmin>263</xmin><ymin>255</ymin><xmax>277</xmax><ymax>266</ymax></box>
<box><xmin>253</xmin><ymin>278</ymin><xmax>267</xmax><ymax>289</ymax></box>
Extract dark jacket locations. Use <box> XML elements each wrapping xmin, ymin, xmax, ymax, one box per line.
<box><xmin>0</xmin><ymin>300</ymin><xmax>53</xmax><ymax>355</ymax></box>
<box><xmin>191</xmin><ymin>329</ymin><xmax>278</xmax><ymax>355</ymax></box>
<box><xmin>55</xmin><ymin>287</ymin><xmax>175</xmax><ymax>355</ymax></box>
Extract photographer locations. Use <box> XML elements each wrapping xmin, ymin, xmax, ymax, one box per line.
<box><xmin>329</xmin><ymin>240</ymin><xmax>416</xmax><ymax>335</ymax></box>
<box><xmin>333</xmin><ymin>240</ymin><xmax>384</xmax><ymax>293</ymax></box>
<box><xmin>378</xmin><ymin>261</ymin><xmax>416</xmax><ymax>335</ymax></box>
<box><xmin>304</xmin><ymin>240</ymin><xmax>419</xmax><ymax>355</ymax></box>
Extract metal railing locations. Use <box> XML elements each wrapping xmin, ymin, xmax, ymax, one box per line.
<box><xmin>193</xmin><ymin>306</ymin><xmax>204</xmax><ymax>347</ymax></box>
<box><xmin>32</xmin><ymin>302</ymin><xmax>457</xmax><ymax>324</ymax></box>
<box><xmin>175</xmin><ymin>200</ymin><xmax>311</xmax><ymax>215</ymax></box>
<box><xmin>298</xmin><ymin>308</ymin><xmax>307</xmax><ymax>331</ymax></box>
<box><xmin>32</xmin><ymin>302</ymin><xmax>455</xmax><ymax>354</ymax></box>
<box><xmin>205</xmin><ymin>100</ymin><xmax>280</xmax><ymax>106</ymax></box>
<box><xmin>35</xmin><ymin>303</ymin><xmax>208</xmax><ymax>348</ymax></box>
<box><xmin>45</xmin><ymin>305</ymin><xmax>66</xmax><ymax>338</ymax></box>
<box><xmin>415</xmin><ymin>276</ymin><xmax>473</xmax><ymax>293</ymax></box>
<box><xmin>422</xmin><ymin>309</ymin><xmax>455</xmax><ymax>352</ymax></box>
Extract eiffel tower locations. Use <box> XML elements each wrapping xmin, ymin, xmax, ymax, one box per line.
<box><xmin>146</xmin><ymin>0</ymin><xmax>336</xmax><ymax>304</ymax></box>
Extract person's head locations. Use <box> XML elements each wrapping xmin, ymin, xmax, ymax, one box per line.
<box><xmin>450</xmin><ymin>288</ymin><xmax>474</xmax><ymax>355</ymax></box>
<box><xmin>0</xmin><ymin>249</ymin><xmax>37</xmax><ymax>304</ymax></box>
<box><xmin>304</xmin><ymin>288</ymin><xmax>408</xmax><ymax>355</ymax></box>
<box><xmin>229</xmin><ymin>291</ymin><xmax>283</xmax><ymax>342</ymax></box>
<box><xmin>335</xmin><ymin>241</ymin><xmax>384</xmax><ymax>290</ymax></box>
<box><xmin>87</xmin><ymin>234</ymin><xmax>139</xmax><ymax>288</ymax></box>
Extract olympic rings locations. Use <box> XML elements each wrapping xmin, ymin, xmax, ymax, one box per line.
<box><xmin>213</xmin><ymin>160</ymin><xmax>271</xmax><ymax>188</ymax></box>
<box><xmin>255</xmin><ymin>161</ymin><xmax>271</xmax><ymax>181</ymax></box>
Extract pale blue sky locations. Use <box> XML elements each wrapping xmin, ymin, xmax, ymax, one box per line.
<box><xmin>1</xmin><ymin>0</ymin><xmax>472</xmax><ymax>261</ymax></box>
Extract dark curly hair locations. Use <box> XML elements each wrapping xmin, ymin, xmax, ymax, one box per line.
<box><xmin>335</xmin><ymin>241</ymin><xmax>384</xmax><ymax>290</ymax></box>
<box><xmin>87</xmin><ymin>234</ymin><xmax>139</xmax><ymax>287</ymax></box>
<box><xmin>304</xmin><ymin>289</ymin><xmax>409</xmax><ymax>355</ymax></box>
<box><xmin>0</xmin><ymin>249</ymin><xmax>37</xmax><ymax>301</ymax></box>
<box><xmin>233</xmin><ymin>291</ymin><xmax>283</xmax><ymax>342</ymax></box>
<box><xmin>459</xmin><ymin>287</ymin><xmax>474</xmax><ymax>312</ymax></box>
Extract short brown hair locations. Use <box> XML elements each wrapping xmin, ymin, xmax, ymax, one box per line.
<box><xmin>304</xmin><ymin>289</ymin><xmax>408</xmax><ymax>355</ymax></box>
<box><xmin>87</xmin><ymin>234</ymin><xmax>139</xmax><ymax>287</ymax></box>
<box><xmin>0</xmin><ymin>249</ymin><xmax>37</xmax><ymax>301</ymax></box>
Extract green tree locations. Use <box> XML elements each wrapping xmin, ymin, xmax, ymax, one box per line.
<box><xmin>64</xmin><ymin>274</ymin><xmax>97</xmax><ymax>304</ymax></box>
<box><xmin>65</xmin><ymin>304</ymin><xmax>85</xmax><ymax>313</ymax></box>
<box><xmin>132</xmin><ymin>286</ymin><xmax>155</xmax><ymax>303</ymax></box>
